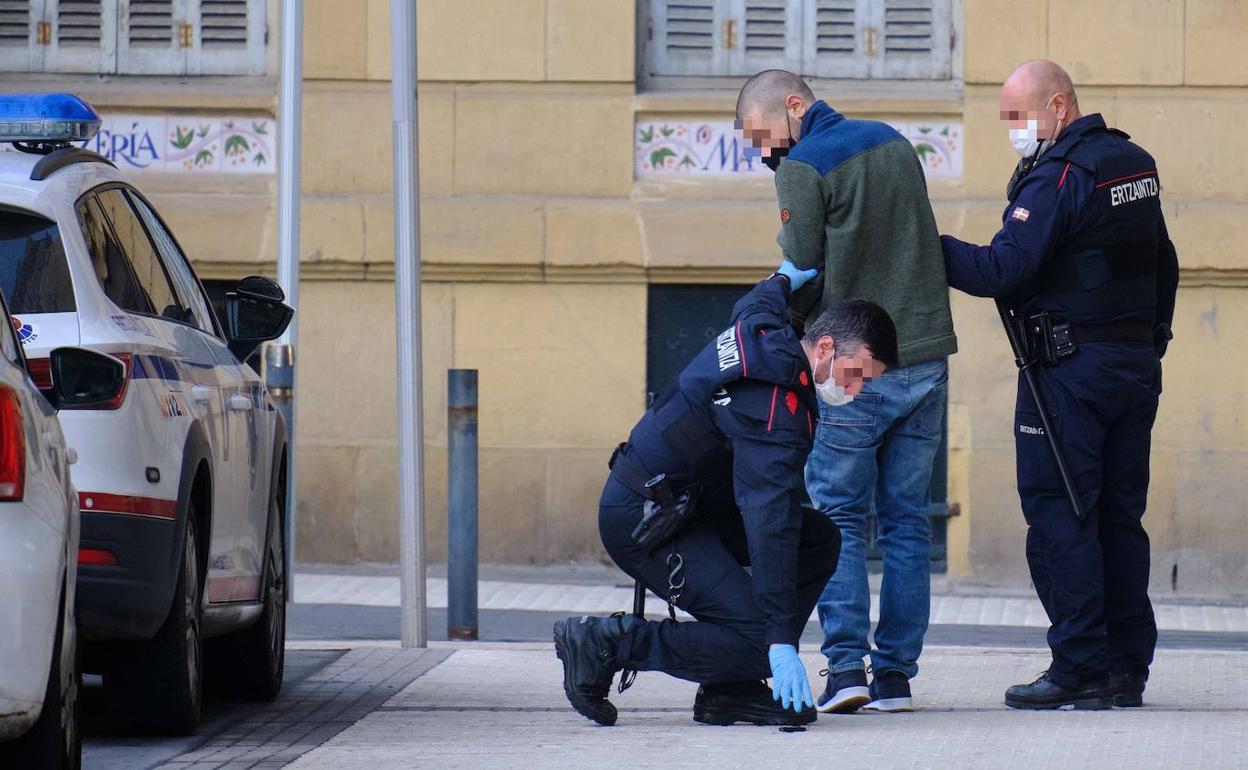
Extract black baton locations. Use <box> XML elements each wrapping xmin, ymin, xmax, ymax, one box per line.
<box><xmin>996</xmin><ymin>300</ymin><xmax>1087</xmax><ymax>520</ymax></box>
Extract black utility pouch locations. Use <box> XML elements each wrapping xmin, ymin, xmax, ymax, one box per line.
<box><xmin>1029</xmin><ymin>312</ymin><xmax>1077</xmax><ymax>365</ymax></box>
<box><xmin>631</xmin><ymin>474</ymin><xmax>699</xmax><ymax>552</ymax></box>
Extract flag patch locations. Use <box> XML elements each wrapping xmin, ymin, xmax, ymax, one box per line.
<box><xmin>1011</xmin><ymin>206</ymin><xmax>1031</xmax><ymax>222</ymax></box>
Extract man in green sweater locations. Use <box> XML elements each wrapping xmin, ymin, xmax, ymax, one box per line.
<box><xmin>737</xmin><ymin>69</ymin><xmax>958</xmax><ymax>713</ymax></box>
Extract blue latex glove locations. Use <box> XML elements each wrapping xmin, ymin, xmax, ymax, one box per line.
<box><xmin>768</xmin><ymin>644</ymin><xmax>814</xmax><ymax>713</ymax></box>
<box><xmin>776</xmin><ymin>259</ymin><xmax>820</xmax><ymax>291</ymax></box>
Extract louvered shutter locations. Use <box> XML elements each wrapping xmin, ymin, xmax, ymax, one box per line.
<box><xmin>117</xmin><ymin>0</ymin><xmax>186</xmax><ymax>75</ymax></box>
<box><xmin>731</xmin><ymin>0</ymin><xmax>800</xmax><ymax>75</ymax></box>
<box><xmin>188</xmin><ymin>0</ymin><xmax>264</xmax><ymax>75</ymax></box>
<box><xmin>0</xmin><ymin>0</ymin><xmax>41</xmax><ymax>71</ymax></box>
<box><xmin>871</xmin><ymin>0</ymin><xmax>951</xmax><ymax>79</ymax></box>
<box><xmin>802</xmin><ymin>0</ymin><xmax>869</xmax><ymax>78</ymax></box>
<box><xmin>648</xmin><ymin>0</ymin><xmax>726</xmax><ymax>76</ymax></box>
<box><xmin>44</xmin><ymin>0</ymin><xmax>116</xmax><ymax>73</ymax></box>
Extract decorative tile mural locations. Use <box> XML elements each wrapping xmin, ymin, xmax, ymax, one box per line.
<box><xmin>73</xmin><ymin>114</ymin><xmax>275</xmax><ymax>174</ymax></box>
<box><xmin>635</xmin><ymin>119</ymin><xmax>962</xmax><ymax>180</ymax></box>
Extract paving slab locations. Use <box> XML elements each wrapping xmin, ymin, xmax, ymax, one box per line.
<box><xmin>287</xmin><ymin>646</ymin><xmax>1248</xmax><ymax>770</ymax></box>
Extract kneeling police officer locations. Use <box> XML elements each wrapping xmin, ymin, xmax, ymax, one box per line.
<box><xmin>554</xmin><ymin>264</ymin><xmax>897</xmax><ymax>727</ymax></box>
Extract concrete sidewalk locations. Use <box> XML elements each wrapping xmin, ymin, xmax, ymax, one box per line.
<box><xmin>285</xmin><ymin>643</ymin><xmax>1248</xmax><ymax>770</ymax></box>
<box><xmin>293</xmin><ymin>565</ymin><xmax>1248</xmax><ymax>633</ymax></box>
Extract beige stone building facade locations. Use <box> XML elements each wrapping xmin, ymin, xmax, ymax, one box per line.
<box><xmin>3</xmin><ymin>0</ymin><xmax>1243</xmax><ymax>597</ymax></box>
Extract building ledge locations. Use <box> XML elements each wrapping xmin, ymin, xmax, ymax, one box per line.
<box><xmin>635</xmin><ymin>78</ymin><xmax>964</xmax><ymax>117</ymax></box>
<box><xmin>0</xmin><ymin>74</ymin><xmax>277</xmax><ymax>113</ymax></box>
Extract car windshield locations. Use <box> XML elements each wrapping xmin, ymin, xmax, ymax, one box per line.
<box><xmin>0</xmin><ymin>208</ymin><xmax>76</xmax><ymax>314</ymax></box>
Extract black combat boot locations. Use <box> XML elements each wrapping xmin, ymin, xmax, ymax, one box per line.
<box><xmin>1004</xmin><ymin>671</ymin><xmax>1112</xmax><ymax>710</ymax></box>
<box><xmin>1109</xmin><ymin>671</ymin><xmax>1148</xmax><ymax>707</ymax></box>
<box><xmin>553</xmin><ymin>614</ymin><xmax>633</xmax><ymax>726</ymax></box>
<box><xmin>693</xmin><ymin>680</ymin><xmax>817</xmax><ymax>726</ymax></box>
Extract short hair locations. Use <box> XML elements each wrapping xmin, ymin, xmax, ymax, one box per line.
<box><xmin>736</xmin><ymin>69</ymin><xmax>815</xmax><ymax>121</ymax></box>
<box><xmin>803</xmin><ymin>299</ymin><xmax>899</xmax><ymax>369</ymax></box>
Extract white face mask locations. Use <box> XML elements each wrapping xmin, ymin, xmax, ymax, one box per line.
<box><xmin>1008</xmin><ymin>97</ymin><xmax>1059</xmax><ymax>158</ymax></box>
<box><xmin>1010</xmin><ymin>119</ymin><xmax>1042</xmax><ymax>158</ymax></box>
<box><xmin>814</xmin><ymin>350</ymin><xmax>854</xmax><ymax>407</ymax></box>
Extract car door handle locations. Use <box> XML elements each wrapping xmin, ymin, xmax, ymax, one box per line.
<box><xmin>191</xmin><ymin>386</ymin><xmax>214</xmax><ymax>404</ymax></box>
<box><xmin>228</xmin><ymin>394</ymin><xmax>253</xmax><ymax>412</ymax></box>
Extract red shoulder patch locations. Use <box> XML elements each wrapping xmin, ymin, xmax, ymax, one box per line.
<box><xmin>785</xmin><ymin>390</ymin><xmax>798</xmax><ymax>415</ymax></box>
<box><xmin>798</xmin><ymin>371</ymin><xmax>809</xmax><ymax>387</ymax></box>
<box><xmin>780</xmin><ymin>208</ymin><xmax>791</xmax><ymax>224</ymax></box>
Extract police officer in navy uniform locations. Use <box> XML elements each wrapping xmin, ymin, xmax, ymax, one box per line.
<box><xmin>553</xmin><ymin>264</ymin><xmax>897</xmax><ymax>727</ymax></box>
<box><xmin>941</xmin><ymin>60</ymin><xmax>1179</xmax><ymax>710</ymax></box>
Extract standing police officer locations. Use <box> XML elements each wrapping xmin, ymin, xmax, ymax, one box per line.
<box><xmin>941</xmin><ymin>60</ymin><xmax>1179</xmax><ymax>710</ymax></box>
<box><xmin>553</xmin><ymin>266</ymin><xmax>897</xmax><ymax>727</ymax></box>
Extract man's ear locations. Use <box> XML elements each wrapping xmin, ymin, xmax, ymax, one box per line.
<box><xmin>787</xmin><ymin>93</ymin><xmax>807</xmax><ymax>119</ymax></box>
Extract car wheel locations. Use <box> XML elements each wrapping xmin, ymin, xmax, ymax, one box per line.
<box><xmin>208</xmin><ymin>459</ymin><xmax>286</xmax><ymax>701</ymax></box>
<box><xmin>3</xmin><ymin>578</ymin><xmax>81</xmax><ymax>770</ymax></box>
<box><xmin>105</xmin><ymin>515</ymin><xmax>203</xmax><ymax>734</ymax></box>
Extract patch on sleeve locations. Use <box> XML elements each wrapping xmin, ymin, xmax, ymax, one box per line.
<box><xmin>1010</xmin><ymin>206</ymin><xmax>1031</xmax><ymax>222</ymax></box>
<box><xmin>780</xmin><ymin>208</ymin><xmax>791</xmax><ymax>224</ymax></box>
<box><xmin>785</xmin><ymin>390</ymin><xmax>798</xmax><ymax>415</ymax></box>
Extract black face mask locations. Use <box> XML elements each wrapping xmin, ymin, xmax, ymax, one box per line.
<box><xmin>762</xmin><ymin>146</ymin><xmax>788</xmax><ymax>172</ymax></box>
<box><xmin>761</xmin><ymin>116</ymin><xmax>797</xmax><ymax>173</ymax></box>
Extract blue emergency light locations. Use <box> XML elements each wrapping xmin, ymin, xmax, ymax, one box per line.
<box><xmin>0</xmin><ymin>93</ymin><xmax>100</xmax><ymax>144</ymax></box>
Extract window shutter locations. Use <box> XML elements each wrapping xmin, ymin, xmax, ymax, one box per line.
<box><xmin>43</xmin><ymin>0</ymin><xmax>116</xmax><ymax>73</ymax></box>
<box><xmin>188</xmin><ymin>0</ymin><xmax>264</xmax><ymax>75</ymax></box>
<box><xmin>0</xmin><ymin>0</ymin><xmax>40</xmax><ymax>72</ymax></box>
<box><xmin>730</xmin><ymin>0</ymin><xmax>800</xmax><ymax>75</ymax></box>
<box><xmin>871</xmin><ymin>0</ymin><xmax>951</xmax><ymax>79</ymax></box>
<box><xmin>802</xmin><ymin>0</ymin><xmax>869</xmax><ymax>79</ymax></box>
<box><xmin>647</xmin><ymin>0</ymin><xmax>726</xmax><ymax>77</ymax></box>
<box><xmin>117</xmin><ymin>0</ymin><xmax>187</xmax><ymax>75</ymax></box>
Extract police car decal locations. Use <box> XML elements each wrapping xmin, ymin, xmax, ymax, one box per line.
<box><xmin>110</xmin><ymin>314</ymin><xmax>157</xmax><ymax>337</ymax></box>
<box><xmin>10</xmin><ymin>316</ymin><xmax>38</xmax><ymax>345</ymax></box>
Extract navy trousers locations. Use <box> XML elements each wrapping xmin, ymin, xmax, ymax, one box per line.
<box><xmin>598</xmin><ymin>476</ymin><xmax>841</xmax><ymax>685</ymax></box>
<box><xmin>1014</xmin><ymin>341</ymin><xmax>1161</xmax><ymax>688</ymax></box>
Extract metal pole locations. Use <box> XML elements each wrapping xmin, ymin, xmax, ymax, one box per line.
<box><xmin>263</xmin><ymin>345</ymin><xmax>295</xmax><ymax>598</ymax></box>
<box><xmin>447</xmin><ymin>369</ymin><xmax>478</xmax><ymax>641</ymax></box>
<box><xmin>275</xmin><ymin>0</ymin><xmax>303</xmax><ymax>600</ymax></box>
<box><xmin>391</xmin><ymin>0</ymin><xmax>427</xmax><ymax>648</ymax></box>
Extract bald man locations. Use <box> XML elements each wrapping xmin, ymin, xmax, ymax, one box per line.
<box><xmin>942</xmin><ymin>60</ymin><xmax>1178</xmax><ymax>710</ymax></box>
<box><xmin>736</xmin><ymin>69</ymin><xmax>957</xmax><ymax>714</ymax></box>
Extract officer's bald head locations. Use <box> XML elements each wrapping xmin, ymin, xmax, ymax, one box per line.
<box><xmin>736</xmin><ymin>70</ymin><xmax>815</xmax><ymax>157</ymax></box>
<box><xmin>1000</xmin><ymin>59</ymin><xmax>1082</xmax><ymax>139</ymax></box>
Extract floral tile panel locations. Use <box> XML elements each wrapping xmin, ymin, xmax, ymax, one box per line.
<box><xmin>74</xmin><ymin>114</ymin><xmax>275</xmax><ymax>174</ymax></box>
<box><xmin>635</xmin><ymin>119</ymin><xmax>962</xmax><ymax>180</ymax></box>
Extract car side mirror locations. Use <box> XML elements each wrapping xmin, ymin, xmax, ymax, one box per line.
<box><xmin>49</xmin><ymin>347</ymin><xmax>127</xmax><ymax>410</ymax></box>
<box><xmin>224</xmin><ymin>275</ymin><xmax>293</xmax><ymax>361</ymax></box>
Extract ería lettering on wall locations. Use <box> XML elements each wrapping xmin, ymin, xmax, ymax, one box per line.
<box><xmin>2</xmin><ymin>113</ymin><xmax>276</xmax><ymax>175</ymax></box>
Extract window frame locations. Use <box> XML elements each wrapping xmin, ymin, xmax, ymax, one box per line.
<box><xmin>74</xmin><ymin>183</ymin><xmax>209</xmax><ymax>335</ymax></box>
<box><xmin>0</xmin><ymin>203</ymin><xmax>77</xmax><ymax>315</ymax></box>
<box><xmin>0</xmin><ymin>0</ymin><xmax>268</xmax><ymax>77</ymax></box>
<box><xmin>637</xmin><ymin>0</ymin><xmax>964</xmax><ymax>91</ymax></box>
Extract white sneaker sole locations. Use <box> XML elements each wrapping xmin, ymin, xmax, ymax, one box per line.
<box><xmin>816</xmin><ymin>686</ymin><xmax>870</xmax><ymax>713</ymax></box>
<box><xmin>864</xmin><ymin>697</ymin><xmax>914</xmax><ymax>712</ymax></box>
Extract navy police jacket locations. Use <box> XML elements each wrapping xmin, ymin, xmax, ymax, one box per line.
<box><xmin>941</xmin><ymin>114</ymin><xmax>1179</xmax><ymax>331</ymax></box>
<box><xmin>619</xmin><ymin>274</ymin><xmax>816</xmax><ymax>646</ymax></box>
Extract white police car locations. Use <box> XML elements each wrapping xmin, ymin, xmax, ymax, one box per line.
<box><xmin>0</xmin><ymin>94</ymin><xmax>293</xmax><ymax>734</ymax></box>
<box><xmin>0</xmin><ymin>281</ymin><xmax>120</xmax><ymax>767</ymax></box>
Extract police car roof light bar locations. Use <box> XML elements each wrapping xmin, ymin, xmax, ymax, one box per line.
<box><xmin>0</xmin><ymin>93</ymin><xmax>101</xmax><ymax>149</ymax></box>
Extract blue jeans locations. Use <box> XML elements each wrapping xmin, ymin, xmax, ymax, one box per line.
<box><xmin>806</xmin><ymin>358</ymin><xmax>948</xmax><ymax>678</ymax></box>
